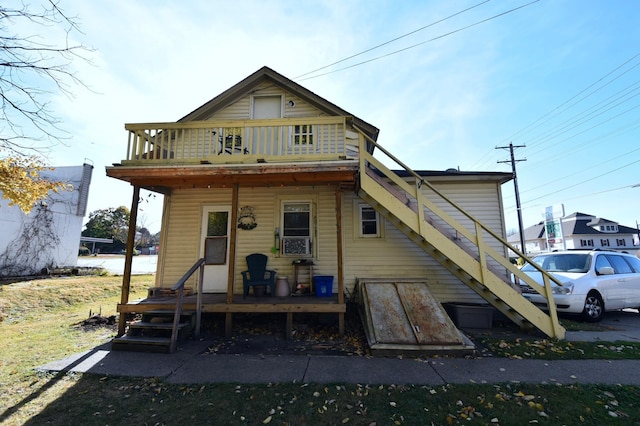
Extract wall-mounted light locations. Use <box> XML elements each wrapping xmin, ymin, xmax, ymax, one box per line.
<box><xmin>288</xmin><ymin>100</ymin><xmax>295</xmax><ymax>107</ymax></box>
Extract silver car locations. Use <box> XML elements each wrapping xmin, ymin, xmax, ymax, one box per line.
<box><xmin>519</xmin><ymin>250</ymin><xmax>640</xmax><ymax>322</ymax></box>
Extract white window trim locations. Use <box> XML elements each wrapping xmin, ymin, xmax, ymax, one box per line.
<box><xmin>353</xmin><ymin>201</ymin><xmax>383</xmax><ymax>239</ymax></box>
<box><xmin>359</xmin><ymin>205</ymin><xmax>380</xmax><ymax>238</ymax></box>
<box><xmin>287</xmin><ymin>124</ymin><xmax>316</xmax><ymax>151</ymax></box>
<box><xmin>279</xmin><ymin>198</ymin><xmax>314</xmax><ymax>258</ymax></box>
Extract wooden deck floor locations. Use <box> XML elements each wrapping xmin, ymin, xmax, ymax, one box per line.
<box><xmin>118</xmin><ymin>293</ymin><xmax>346</xmax><ymax>337</ymax></box>
<box><xmin>118</xmin><ymin>293</ymin><xmax>345</xmax><ymax>314</ymax></box>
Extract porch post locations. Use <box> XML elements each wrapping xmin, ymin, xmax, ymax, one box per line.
<box><xmin>227</xmin><ymin>184</ymin><xmax>239</xmax><ymax>303</ymax></box>
<box><xmin>117</xmin><ymin>184</ymin><xmax>140</xmax><ymax>336</ymax></box>
<box><xmin>335</xmin><ymin>186</ymin><xmax>345</xmax><ymax>335</ymax></box>
<box><xmin>224</xmin><ymin>184</ymin><xmax>240</xmax><ymax>336</ymax></box>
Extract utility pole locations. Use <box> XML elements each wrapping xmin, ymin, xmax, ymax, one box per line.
<box><xmin>497</xmin><ymin>143</ymin><xmax>526</xmax><ymax>255</ymax></box>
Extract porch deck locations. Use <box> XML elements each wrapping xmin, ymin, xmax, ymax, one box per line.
<box><xmin>118</xmin><ymin>293</ymin><xmax>345</xmax><ymax>314</ymax></box>
<box><xmin>118</xmin><ymin>293</ymin><xmax>346</xmax><ymax>338</ymax></box>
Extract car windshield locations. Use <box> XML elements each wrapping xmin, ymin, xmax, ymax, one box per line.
<box><xmin>522</xmin><ymin>253</ymin><xmax>591</xmax><ymax>273</ymax></box>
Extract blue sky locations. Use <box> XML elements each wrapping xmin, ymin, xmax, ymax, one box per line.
<box><xmin>18</xmin><ymin>0</ymin><xmax>639</xmax><ymax>234</ymax></box>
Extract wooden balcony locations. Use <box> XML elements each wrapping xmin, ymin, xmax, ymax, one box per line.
<box><xmin>122</xmin><ymin>116</ymin><xmax>357</xmax><ymax>166</ymax></box>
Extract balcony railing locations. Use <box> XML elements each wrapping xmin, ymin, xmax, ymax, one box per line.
<box><xmin>122</xmin><ymin>117</ymin><xmax>356</xmax><ymax>165</ymax></box>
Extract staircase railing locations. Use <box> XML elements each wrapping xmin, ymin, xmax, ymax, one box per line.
<box><xmin>169</xmin><ymin>258</ymin><xmax>206</xmax><ymax>352</ymax></box>
<box><xmin>354</xmin><ymin>126</ymin><xmax>565</xmax><ymax>339</ymax></box>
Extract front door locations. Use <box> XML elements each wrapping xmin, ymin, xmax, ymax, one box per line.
<box><xmin>200</xmin><ymin>206</ymin><xmax>231</xmax><ymax>293</ymax></box>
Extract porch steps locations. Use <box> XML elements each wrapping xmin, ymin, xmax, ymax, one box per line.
<box><xmin>356</xmin><ymin>155</ymin><xmax>565</xmax><ymax>339</ymax></box>
<box><xmin>112</xmin><ymin>310</ymin><xmax>195</xmax><ymax>353</ymax></box>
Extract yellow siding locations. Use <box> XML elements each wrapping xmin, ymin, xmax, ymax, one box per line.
<box><xmin>206</xmin><ymin>82</ymin><xmax>329</xmax><ymax>121</ymax></box>
<box><xmin>342</xmin><ymin>180</ymin><xmax>506</xmax><ymax>304</ymax></box>
<box><xmin>158</xmin><ymin>178</ymin><xmax>505</xmax><ymax>304</ymax></box>
<box><xmin>159</xmin><ymin>188</ymin><xmax>233</xmax><ymax>290</ymax></box>
<box><xmin>235</xmin><ymin>186</ymin><xmax>338</xmax><ymax>291</ymax></box>
<box><xmin>159</xmin><ymin>185</ymin><xmax>339</xmax><ymax>293</ymax></box>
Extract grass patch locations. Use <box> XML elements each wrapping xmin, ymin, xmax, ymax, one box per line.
<box><xmin>2</xmin><ymin>274</ymin><xmax>640</xmax><ymax>424</ymax></box>
<box><xmin>16</xmin><ymin>377</ymin><xmax>640</xmax><ymax>424</ymax></box>
<box><xmin>0</xmin><ymin>274</ymin><xmax>152</xmax><ymax>425</ymax></box>
<box><xmin>481</xmin><ymin>338</ymin><xmax>640</xmax><ymax>360</ymax></box>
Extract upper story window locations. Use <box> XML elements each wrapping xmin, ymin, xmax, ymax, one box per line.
<box><xmin>293</xmin><ymin>125</ymin><xmax>314</xmax><ymax>145</ymax></box>
<box><xmin>599</xmin><ymin>224</ymin><xmax>618</xmax><ymax>232</ymax></box>
<box><xmin>601</xmin><ymin>239</ymin><xmax>610</xmax><ymax>247</ymax></box>
<box><xmin>360</xmin><ymin>205</ymin><xmax>380</xmax><ymax>238</ymax></box>
<box><xmin>580</xmin><ymin>239</ymin><xmax>594</xmax><ymax>247</ymax></box>
<box><xmin>617</xmin><ymin>238</ymin><xmax>626</xmax><ymax>247</ymax></box>
<box><xmin>281</xmin><ymin>202</ymin><xmax>312</xmax><ymax>256</ymax></box>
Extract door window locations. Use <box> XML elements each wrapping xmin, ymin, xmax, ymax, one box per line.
<box><xmin>204</xmin><ymin>211</ymin><xmax>228</xmax><ymax>264</ymax></box>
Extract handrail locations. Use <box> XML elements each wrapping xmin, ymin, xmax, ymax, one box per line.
<box><xmin>169</xmin><ymin>257</ymin><xmax>206</xmax><ymax>353</ymax></box>
<box><xmin>354</xmin><ymin>124</ymin><xmax>563</xmax><ymax>333</ymax></box>
<box><xmin>123</xmin><ymin>116</ymin><xmax>351</xmax><ymax>164</ymax></box>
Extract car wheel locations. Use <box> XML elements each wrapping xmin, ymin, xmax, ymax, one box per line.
<box><xmin>581</xmin><ymin>292</ymin><xmax>604</xmax><ymax>322</ymax></box>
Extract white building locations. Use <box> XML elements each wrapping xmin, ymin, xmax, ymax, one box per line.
<box><xmin>0</xmin><ymin>163</ymin><xmax>93</xmax><ymax>276</ymax></box>
<box><xmin>509</xmin><ymin>211</ymin><xmax>639</xmax><ymax>256</ymax></box>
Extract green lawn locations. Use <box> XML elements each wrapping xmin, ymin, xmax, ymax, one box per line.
<box><xmin>2</xmin><ymin>274</ymin><xmax>640</xmax><ymax>425</ymax></box>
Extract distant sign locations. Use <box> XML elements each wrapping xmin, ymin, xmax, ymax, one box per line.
<box><xmin>544</xmin><ymin>204</ymin><xmax>565</xmax><ymax>251</ymax></box>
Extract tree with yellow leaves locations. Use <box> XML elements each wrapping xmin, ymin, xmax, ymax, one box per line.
<box><xmin>0</xmin><ymin>155</ymin><xmax>68</xmax><ymax>213</ymax></box>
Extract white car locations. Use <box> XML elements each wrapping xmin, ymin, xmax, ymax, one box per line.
<box><xmin>519</xmin><ymin>250</ymin><xmax>640</xmax><ymax>322</ymax></box>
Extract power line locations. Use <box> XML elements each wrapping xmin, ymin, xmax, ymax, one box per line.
<box><xmin>294</xmin><ymin>0</ymin><xmax>491</xmax><ymax>80</ymax></box>
<box><xmin>520</xmin><ymin>157</ymin><xmax>640</xmax><ymax>207</ymax></box>
<box><xmin>522</xmin><ymin>103</ymin><xmax>640</xmax><ymax>166</ymax></box>
<box><xmin>296</xmin><ymin>1</ymin><xmax>540</xmax><ymax>82</ymax></box>
<box><xmin>504</xmin><ymin>181</ymin><xmax>640</xmax><ymax>217</ymax></box>
<box><xmin>502</xmin><ymin>136</ymin><xmax>640</xmax><ymax>203</ymax></box>
<box><xmin>499</xmin><ymin>52</ymin><xmax>640</xmax><ymax>146</ymax></box>
<box><xmin>472</xmin><ymin>53</ymin><xmax>640</xmax><ymax>168</ymax></box>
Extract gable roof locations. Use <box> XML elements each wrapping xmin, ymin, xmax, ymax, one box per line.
<box><xmin>512</xmin><ymin>212</ymin><xmax>638</xmax><ymax>241</ymax></box>
<box><xmin>178</xmin><ymin>66</ymin><xmax>380</xmax><ymax>142</ymax></box>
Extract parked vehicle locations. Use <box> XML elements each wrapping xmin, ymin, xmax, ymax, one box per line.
<box><xmin>519</xmin><ymin>250</ymin><xmax>640</xmax><ymax>322</ymax></box>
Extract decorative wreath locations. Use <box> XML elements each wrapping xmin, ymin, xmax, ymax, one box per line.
<box><xmin>237</xmin><ymin>206</ymin><xmax>257</xmax><ymax>230</ymax></box>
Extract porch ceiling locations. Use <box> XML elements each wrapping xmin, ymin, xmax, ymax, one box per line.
<box><xmin>106</xmin><ymin>161</ymin><xmax>359</xmax><ymax>192</ymax></box>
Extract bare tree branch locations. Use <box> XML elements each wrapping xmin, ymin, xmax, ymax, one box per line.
<box><xmin>0</xmin><ymin>0</ymin><xmax>94</xmax><ymax>157</ymax></box>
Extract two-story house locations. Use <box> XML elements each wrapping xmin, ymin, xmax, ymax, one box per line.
<box><xmin>509</xmin><ymin>212</ymin><xmax>640</xmax><ymax>255</ymax></box>
<box><xmin>106</xmin><ymin>67</ymin><xmax>565</xmax><ymax>353</ymax></box>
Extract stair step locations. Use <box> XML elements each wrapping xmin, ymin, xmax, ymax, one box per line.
<box><xmin>140</xmin><ymin>310</ymin><xmax>195</xmax><ymax>323</ymax></box>
<box><xmin>141</xmin><ymin>309</ymin><xmax>195</xmax><ymax>316</ymax></box>
<box><xmin>111</xmin><ymin>335</ymin><xmax>172</xmax><ymax>353</ymax></box>
<box><xmin>128</xmin><ymin>321</ymin><xmax>190</xmax><ymax>330</ymax></box>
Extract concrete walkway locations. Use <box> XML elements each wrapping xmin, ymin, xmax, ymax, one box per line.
<box><xmin>39</xmin><ymin>311</ymin><xmax>640</xmax><ymax>385</ymax></box>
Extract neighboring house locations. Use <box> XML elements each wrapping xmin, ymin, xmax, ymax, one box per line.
<box><xmin>107</xmin><ymin>66</ymin><xmax>565</xmax><ymax>348</ymax></box>
<box><xmin>0</xmin><ymin>163</ymin><xmax>93</xmax><ymax>276</ymax></box>
<box><xmin>509</xmin><ymin>212</ymin><xmax>640</xmax><ymax>255</ymax></box>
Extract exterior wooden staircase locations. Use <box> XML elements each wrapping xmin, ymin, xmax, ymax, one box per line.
<box><xmin>114</xmin><ymin>258</ymin><xmax>206</xmax><ymax>353</ymax></box>
<box><xmin>354</xmin><ymin>127</ymin><xmax>566</xmax><ymax>339</ymax></box>
<box><xmin>112</xmin><ymin>310</ymin><xmax>195</xmax><ymax>353</ymax></box>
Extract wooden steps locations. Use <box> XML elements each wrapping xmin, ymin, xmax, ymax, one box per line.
<box><xmin>112</xmin><ymin>310</ymin><xmax>195</xmax><ymax>353</ymax></box>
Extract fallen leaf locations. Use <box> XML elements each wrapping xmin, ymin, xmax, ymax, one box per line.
<box><xmin>262</xmin><ymin>416</ymin><xmax>272</xmax><ymax>424</ymax></box>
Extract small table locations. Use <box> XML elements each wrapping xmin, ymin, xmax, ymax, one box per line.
<box><xmin>292</xmin><ymin>260</ymin><xmax>314</xmax><ymax>294</ymax></box>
